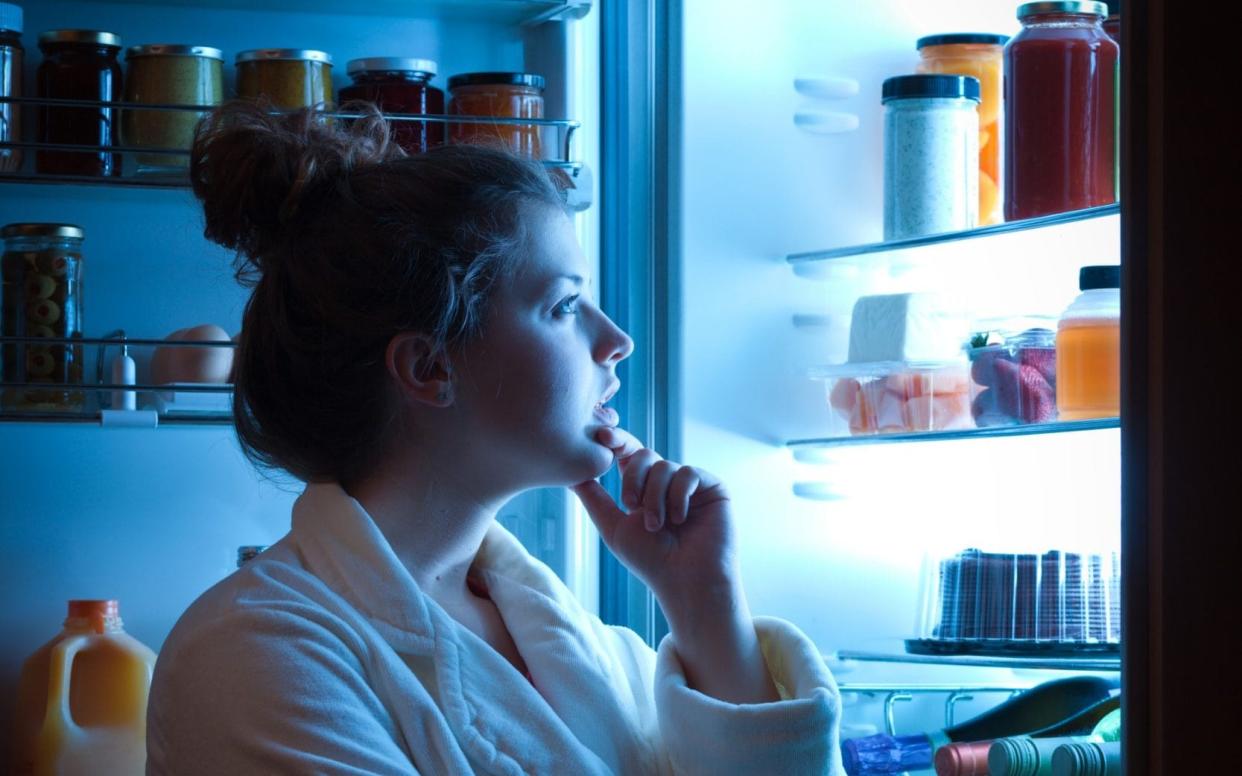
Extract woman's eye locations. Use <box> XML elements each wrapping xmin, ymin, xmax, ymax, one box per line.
<box><xmin>553</xmin><ymin>294</ymin><xmax>580</xmax><ymax>316</ymax></box>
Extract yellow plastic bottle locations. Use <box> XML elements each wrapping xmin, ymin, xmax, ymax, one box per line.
<box><xmin>12</xmin><ymin>600</ymin><xmax>157</xmax><ymax>776</ymax></box>
<box><xmin>1057</xmin><ymin>266</ymin><xmax>1121</xmax><ymax>420</ymax></box>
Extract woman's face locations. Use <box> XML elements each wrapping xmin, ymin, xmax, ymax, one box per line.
<box><xmin>450</xmin><ymin>205</ymin><xmax>634</xmax><ymax>489</ymax></box>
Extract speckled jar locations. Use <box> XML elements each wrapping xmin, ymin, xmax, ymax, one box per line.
<box><xmin>882</xmin><ymin>74</ymin><xmax>980</xmax><ymax>241</ymax></box>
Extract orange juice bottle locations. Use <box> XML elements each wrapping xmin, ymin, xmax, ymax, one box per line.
<box><xmin>12</xmin><ymin>600</ymin><xmax>157</xmax><ymax>776</ymax></box>
<box><xmin>917</xmin><ymin>33</ymin><xmax>1009</xmax><ymax>226</ymax></box>
<box><xmin>1057</xmin><ymin>265</ymin><xmax>1121</xmax><ymax>420</ymax></box>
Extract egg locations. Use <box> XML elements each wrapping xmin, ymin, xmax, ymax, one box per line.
<box><xmin>150</xmin><ymin>324</ymin><xmax>235</xmax><ymax>384</ymax></box>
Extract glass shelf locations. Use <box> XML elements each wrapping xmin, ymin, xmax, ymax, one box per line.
<box><xmin>788</xmin><ymin>417</ymin><xmax>1118</xmax><ymax>456</ymax></box>
<box><xmin>835</xmin><ymin>649</ymin><xmax>1120</xmax><ymax>673</ymax></box>
<box><xmin>786</xmin><ymin>204</ymin><xmax>1120</xmax><ymax>272</ymax></box>
<box><xmin>66</xmin><ymin>0</ymin><xmax>591</xmax><ymax>25</ymax></box>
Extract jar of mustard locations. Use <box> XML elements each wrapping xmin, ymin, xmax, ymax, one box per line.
<box><xmin>122</xmin><ymin>45</ymin><xmax>223</xmax><ymax>174</ymax></box>
<box><xmin>1</xmin><ymin>223</ymin><xmax>85</xmax><ymax>411</ymax></box>
<box><xmin>236</xmin><ymin>48</ymin><xmax>333</xmax><ymax>111</ymax></box>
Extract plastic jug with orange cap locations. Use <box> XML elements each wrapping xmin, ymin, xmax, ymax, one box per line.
<box><xmin>12</xmin><ymin>599</ymin><xmax>157</xmax><ymax>776</ymax></box>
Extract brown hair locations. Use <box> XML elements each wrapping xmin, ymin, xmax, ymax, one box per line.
<box><xmin>190</xmin><ymin>100</ymin><xmax>565</xmax><ymax>485</ymax></box>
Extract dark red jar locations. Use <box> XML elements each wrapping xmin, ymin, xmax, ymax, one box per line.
<box><xmin>339</xmin><ymin>57</ymin><xmax>444</xmax><ymax>154</ymax></box>
<box><xmin>1004</xmin><ymin>2</ymin><xmax>1118</xmax><ymax>221</ymax></box>
<box><xmin>36</xmin><ymin>29</ymin><xmax>123</xmax><ymax>176</ymax></box>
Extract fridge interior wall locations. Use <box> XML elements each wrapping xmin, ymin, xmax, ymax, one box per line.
<box><xmin>0</xmin><ymin>0</ymin><xmax>597</xmax><ymax>760</ymax></box>
<box><xmin>679</xmin><ymin>0</ymin><xmax>1121</xmax><ymax>736</ymax></box>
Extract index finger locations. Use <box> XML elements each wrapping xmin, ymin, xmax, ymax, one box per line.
<box><xmin>594</xmin><ymin>425</ymin><xmax>645</xmax><ymax>463</ymax></box>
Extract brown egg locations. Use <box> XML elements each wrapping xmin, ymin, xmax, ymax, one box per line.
<box><xmin>151</xmin><ymin>324</ymin><xmax>235</xmax><ymax>384</ymax></box>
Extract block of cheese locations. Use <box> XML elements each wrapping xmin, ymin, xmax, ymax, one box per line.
<box><xmin>847</xmin><ymin>292</ymin><xmax>968</xmax><ymax>363</ymax></box>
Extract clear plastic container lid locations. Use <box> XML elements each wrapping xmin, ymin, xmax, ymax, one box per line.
<box><xmin>911</xmin><ymin>546</ymin><xmax>1121</xmax><ymax>656</ymax></box>
<box><xmin>810</xmin><ymin>360</ymin><xmax>973</xmax><ymax>437</ymax></box>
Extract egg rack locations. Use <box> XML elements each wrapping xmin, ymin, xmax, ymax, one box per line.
<box><xmin>0</xmin><ymin>334</ymin><xmax>234</xmax><ymax>426</ymax></box>
<box><xmin>0</xmin><ymin>96</ymin><xmax>589</xmax><ymax>209</ymax></box>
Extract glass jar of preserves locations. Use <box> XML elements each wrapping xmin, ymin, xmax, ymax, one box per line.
<box><xmin>1004</xmin><ymin>2</ymin><xmax>1118</xmax><ymax>221</ymax></box>
<box><xmin>0</xmin><ymin>2</ymin><xmax>24</xmax><ymax>173</ymax></box>
<box><xmin>1</xmin><ymin>223</ymin><xmax>85</xmax><ymax>411</ymax></box>
<box><xmin>236</xmin><ymin>49</ymin><xmax>333</xmax><ymax>111</ymax></box>
<box><xmin>122</xmin><ymin>44</ymin><xmax>224</xmax><ymax>174</ymax></box>
<box><xmin>36</xmin><ymin>30</ymin><xmax>124</xmax><ymax>177</ymax></box>
<box><xmin>448</xmin><ymin>72</ymin><xmax>544</xmax><ymax>157</ymax></box>
<box><xmin>917</xmin><ymin>33</ymin><xmax>1008</xmax><ymax>226</ymax></box>
<box><xmin>882</xmin><ymin>74</ymin><xmax>980</xmax><ymax>241</ymax></box>
<box><xmin>338</xmin><ymin>57</ymin><xmax>444</xmax><ymax>154</ymax></box>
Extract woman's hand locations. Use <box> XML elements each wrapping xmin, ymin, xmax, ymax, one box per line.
<box><xmin>571</xmin><ymin>426</ymin><xmax>779</xmax><ymax>705</ymax></box>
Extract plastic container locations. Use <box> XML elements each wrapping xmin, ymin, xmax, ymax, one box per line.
<box><xmin>339</xmin><ymin>57</ymin><xmax>444</xmax><ymax>154</ymax></box>
<box><xmin>236</xmin><ymin>48</ymin><xmax>333</xmax><ymax>110</ymax></box>
<box><xmin>882</xmin><ymin>74</ymin><xmax>980</xmax><ymax>240</ymax></box>
<box><xmin>122</xmin><ymin>44</ymin><xmax>224</xmax><ymax>173</ymax></box>
<box><xmin>1004</xmin><ymin>2</ymin><xmax>1118</xmax><ymax>221</ymax></box>
<box><xmin>0</xmin><ymin>2</ymin><xmax>23</xmax><ymax>172</ymax></box>
<box><xmin>13</xmin><ymin>600</ymin><xmax>157</xmax><ymax>776</ymax></box>
<box><xmin>968</xmin><ymin>326</ymin><xmax>1058</xmax><ymax>426</ymax></box>
<box><xmin>816</xmin><ymin>361</ymin><xmax>973</xmax><ymax>437</ymax></box>
<box><xmin>1</xmin><ymin>222</ymin><xmax>86</xmax><ymax>412</ymax></box>
<box><xmin>1056</xmin><ymin>265</ymin><xmax>1120</xmax><ymax>420</ymax></box>
<box><xmin>916</xmin><ymin>33</ymin><xmax>1008</xmax><ymax>226</ymax></box>
<box><xmin>911</xmin><ymin>547</ymin><xmax>1121</xmax><ymax>656</ymax></box>
<box><xmin>448</xmin><ymin>71</ymin><xmax>545</xmax><ymax>157</ymax></box>
<box><xmin>36</xmin><ymin>30</ymin><xmax>124</xmax><ymax>176</ymax></box>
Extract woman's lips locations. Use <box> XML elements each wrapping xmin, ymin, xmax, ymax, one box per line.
<box><xmin>593</xmin><ymin>404</ymin><xmax>619</xmax><ymax>427</ymax></box>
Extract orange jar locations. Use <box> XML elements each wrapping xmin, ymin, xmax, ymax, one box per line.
<box><xmin>1056</xmin><ymin>265</ymin><xmax>1120</xmax><ymax>420</ymax></box>
<box><xmin>917</xmin><ymin>33</ymin><xmax>1008</xmax><ymax>226</ymax></box>
<box><xmin>448</xmin><ymin>72</ymin><xmax>544</xmax><ymax>157</ymax></box>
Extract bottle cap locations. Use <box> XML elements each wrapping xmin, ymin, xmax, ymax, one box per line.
<box><xmin>0</xmin><ymin>2</ymin><xmax>22</xmax><ymax>34</ymax></box>
<box><xmin>934</xmin><ymin>741</ymin><xmax>993</xmax><ymax>775</ymax></box>
<box><xmin>236</xmin><ymin>48</ymin><xmax>332</xmax><ymax>65</ymax></box>
<box><xmin>882</xmin><ymin>74</ymin><xmax>981</xmax><ymax>103</ymax></box>
<box><xmin>1079</xmin><ymin>265</ymin><xmax>1120</xmax><ymax>290</ymax></box>
<box><xmin>841</xmin><ymin>733</ymin><xmax>936</xmax><ymax>774</ymax></box>
<box><xmin>1018</xmin><ymin>2</ymin><xmax>1108</xmax><ymax>20</ymax></box>
<box><xmin>1</xmin><ymin>223</ymin><xmax>85</xmax><ymax>240</ymax></box>
<box><xmin>67</xmin><ymin>599</ymin><xmax>120</xmax><ymax>634</ymax></box>
<box><xmin>126</xmin><ymin>44</ymin><xmax>224</xmax><ymax>61</ymax></box>
<box><xmin>347</xmin><ymin>57</ymin><xmax>437</xmax><ymax>76</ymax></box>
<box><xmin>39</xmin><ymin>29</ymin><xmax>123</xmax><ymax>48</ymax></box>
<box><xmin>447</xmin><ymin>72</ymin><xmax>545</xmax><ymax>90</ymax></box>
<box><xmin>917</xmin><ymin>33</ymin><xmax>1010</xmax><ymax>49</ymax></box>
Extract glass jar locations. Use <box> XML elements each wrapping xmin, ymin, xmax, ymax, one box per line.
<box><xmin>338</xmin><ymin>57</ymin><xmax>444</xmax><ymax>154</ymax></box>
<box><xmin>36</xmin><ymin>30</ymin><xmax>123</xmax><ymax>177</ymax></box>
<box><xmin>881</xmin><ymin>74</ymin><xmax>980</xmax><ymax>241</ymax></box>
<box><xmin>0</xmin><ymin>2</ymin><xmax>23</xmax><ymax>172</ymax></box>
<box><xmin>122</xmin><ymin>44</ymin><xmax>224</xmax><ymax>174</ymax></box>
<box><xmin>1004</xmin><ymin>2</ymin><xmax>1118</xmax><ymax>221</ymax></box>
<box><xmin>236</xmin><ymin>49</ymin><xmax>333</xmax><ymax>111</ymax></box>
<box><xmin>1056</xmin><ymin>265</ymin><xmax>1120</xmax><ymax>420</ymax></box>
<box><xmin>1</xmin><ymin>223</ymin><xmax>85</xmax><ymax>411</ymax></box>
<box><xmin>448</xmin><ymin>72</ymin><xmax>544</xmax><ymax>157</ymax></box>
<box><xmin>916</xmin><ymin>33</ymin><xmax>1008</xmax><ymax>226</ymax></box>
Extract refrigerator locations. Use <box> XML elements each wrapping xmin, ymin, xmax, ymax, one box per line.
<box><xmin>3</xmin><ymin>0</ymin><xmax>1229</xmax><ymax>772</ymax></box>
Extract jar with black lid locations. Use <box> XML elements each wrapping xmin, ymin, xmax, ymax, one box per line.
<box><xmin>1</xmin><ymin>223</ymin><xmax>86</xmax><ymax>411</ymax></box>
<box><xmin>36</xmin><ymin>30</ymin><xmax>123</xmax><ymax>176</ymax></box>
<box><xmin>448</xmin><ymin>72</ymin><xmax>545</xmax><ymax>157</ymax></box>
<box><xmin>339</xmin><ymin>57</ymin><xmax>444</xmax><ymax>153</ymax></box>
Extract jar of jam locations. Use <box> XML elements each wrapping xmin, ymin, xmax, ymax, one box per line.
<box><xmin>36</xmin><ymin>30</ymin><xmax>123</xmax><ymax>177</ymax></box>
<box><xmin>917</xmin><ymin>33</ymin><xmax>1008</xmax><ymax>226</ymax></box>
<box><xmin>122</xmin><ymin>44</ymin><xmax>224</xmax><ymax>174</ymax></box>
<box><xmin>236</xmin><ymin>49</ymin><xmax>333</xmax><ymax>111</ymax></box>
<box><xmin>0</xmin><ymin>2</ymin><xmax>24</xmax><ymax>173</ymax></box>
<box><xmin>448</xmin><ymin>72</ymin><xmax>544</xmax><ymax>157</ymax></box>
<box><xmin>1004</xmin><ymin>2</ymin><xmax>1118</xmax><ymax>221</ymax></box>
<box><xmin>1</xmin><ymin>223</ymin><xmax>85</xmax><ymax>411</ymax></box>
<box><xmin>338</xmin><ymin>57</ymin><xmax>444</xmax><ymax>154</ymax></box>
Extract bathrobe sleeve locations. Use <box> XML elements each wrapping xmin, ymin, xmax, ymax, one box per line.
<box><xmin>648</xmin><ymin>616</ymin><xmax>845</xmax><ymax>776</ymax></box>
<box><xmin>147</xmin><ymin>605</ymin><xmax>419</xmax><ymax>776</ymax></box>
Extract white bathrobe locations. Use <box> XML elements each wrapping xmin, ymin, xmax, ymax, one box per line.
<box><xmin>147</xmin><ymin>483</ymin><xmax>844</xmax><ymax>775</ymax></box>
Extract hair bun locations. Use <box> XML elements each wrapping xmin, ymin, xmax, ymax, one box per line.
<box><xmin>190</xmin><ymin>99</ymin><xmax>399</xmax><ymax>279</ymax></box>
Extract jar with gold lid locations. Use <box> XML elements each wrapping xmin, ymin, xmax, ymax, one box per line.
<box><xmin>236</xmin><ymin>48</ymin><xmax>333</xmax><ymax>110</ymax></box>
<box><xmin>36</xmin><ymin>30</ymin><xmax>124</xmax><ymax>177</ymax></box>
<box><xmin>123</xmin><ymin>44</ymin><xmax>224</xmax><ymax>174</ymax></box>
<box><xmin>1</xmin><ymin>223</ymin><xmax>85</xmax><ymax>411</ymax></box>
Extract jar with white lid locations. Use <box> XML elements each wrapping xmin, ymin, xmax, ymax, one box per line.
<box><xmin>882</xmin><ymin>74</ymin><xmax>980</xmax><ymax>241</ymax></box>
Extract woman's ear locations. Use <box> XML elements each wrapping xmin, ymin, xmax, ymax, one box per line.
<box><xmin>386</xmin><ymin>333</ymin><xmax>453</xmax><ymax>408</ymax></box>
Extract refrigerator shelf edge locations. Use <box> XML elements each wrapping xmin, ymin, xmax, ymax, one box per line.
<box><xmin>58</xmin><ymin>0</ymin><xmax>592</xmax><ymax>25</ymax></box>
<box><xmin>788</xmin><ymin>417</ymin><xmax>1119</xmax><ymax>456</ymax></box>
<box><xmin>786</xmin><ymin>203</ymin><xmax>1120</xmax><ymax>270</ymax></box>
<box><xmin>835</xmin><ymin>649</ymin><xmax>1120</xmax><ymax>672</ymax></box>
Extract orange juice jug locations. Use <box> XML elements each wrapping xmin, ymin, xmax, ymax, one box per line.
<box><xmin>12</xmin><ymin>600</ymin><xmax>157</xmax><ymax>776</ymax></box>
<box><xmin>1057</xmin><ymin>265</ymin><xmax>1121</xmax><ymax>420</ymax></box>
<box><xmin>917</xmin><ymin>33</ymin><xmax>1009</xmax><ymax>226</ymax></box>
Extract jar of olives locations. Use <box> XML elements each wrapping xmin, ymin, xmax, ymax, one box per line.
<box><xmin>1</xmin><ymin>223</ymin><xmax>85</xmax><ymax>411</ymax></box>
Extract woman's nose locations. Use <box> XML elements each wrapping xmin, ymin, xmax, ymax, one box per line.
<box><xmin>594</xmin><ymin>312</ymin><xmax>634</xmax><ymax>365</ymax></box>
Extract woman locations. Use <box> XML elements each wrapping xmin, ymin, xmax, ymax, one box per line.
<box><xmin>146</xmin><ymin>101</ymin><xmax>844</xmax><ymax>775</ymax></box>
